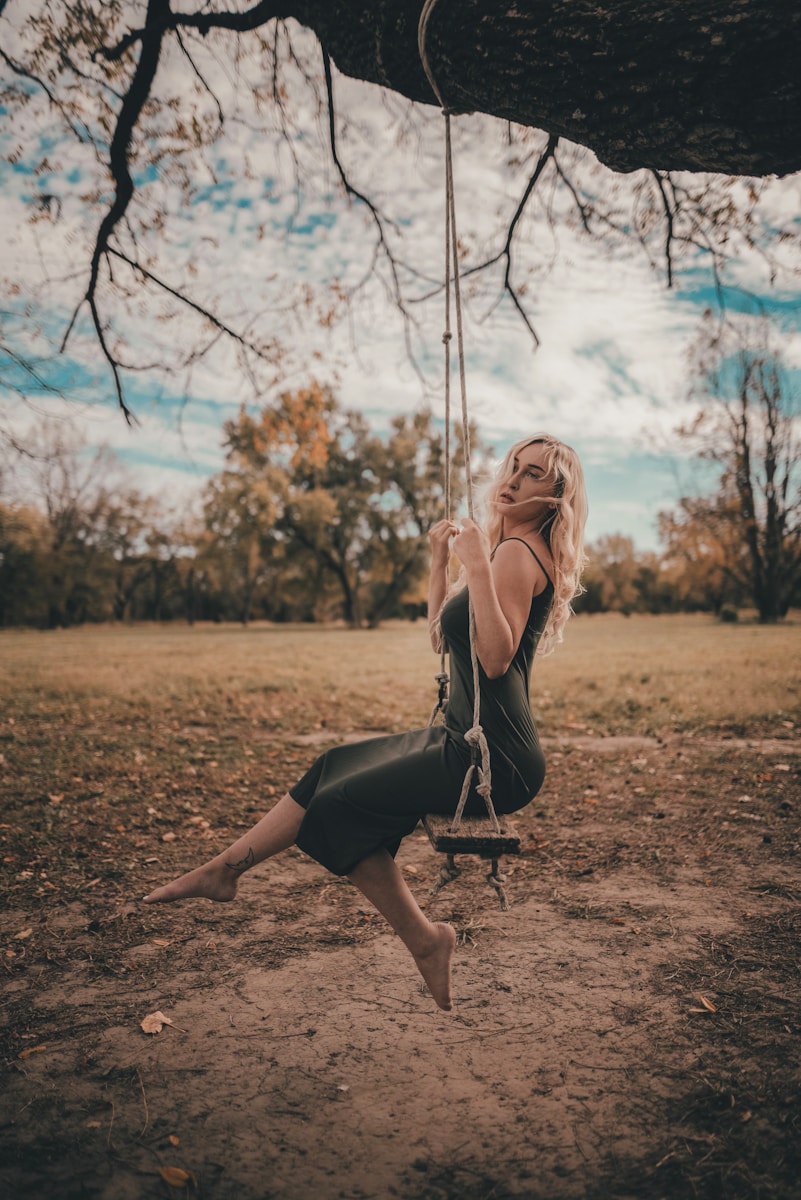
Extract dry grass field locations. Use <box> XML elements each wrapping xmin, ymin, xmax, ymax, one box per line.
<box><xmin>1</xmin><ymin>614</ymin><xmax>800</xmax><ymax>1199</ymax></box>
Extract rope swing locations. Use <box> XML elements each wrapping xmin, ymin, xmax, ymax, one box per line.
<box><xmin>418</xmin><ymin>0</ymin><xmax>501</xmax><ymax>837</ymax></box>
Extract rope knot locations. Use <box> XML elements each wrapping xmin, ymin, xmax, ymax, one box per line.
<box><xmin>442</xmin><ymin>331</ymin><xmax>452</xmax><ymax>344</ymax></box>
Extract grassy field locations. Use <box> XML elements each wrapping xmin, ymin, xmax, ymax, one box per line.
<box><xmin>1</xmin><ymin>610</ymin><xmax>797</xmax><ymax>915</ymax></box>
<box><xmin>1</xmin><ymin>611</ymin><xmax>798</xmax><ymax>738</ymax></box>
<box><xmin>2</xmin><ymin>614</ymin><xmax>800</xmax><ymax>1200</ymax></box>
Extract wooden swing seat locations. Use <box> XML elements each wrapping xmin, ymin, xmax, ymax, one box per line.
<box><xmin>422</xmin><ymin>814</ymin><xmax>521</xmax><ymax>857</ymax></box>
<box><xmin>422</xmin><ymin>814</ymin><xmax>521</xmax><ymax>910</ymax></box>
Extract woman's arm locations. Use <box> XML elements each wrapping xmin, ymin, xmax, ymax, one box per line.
<box><xmin>452</xmin><ymin>521</ymin><xmax>545</xmax><ymax>678</ymax></box>
<box><xmin>427</xmin><ymin>519</ymin><xmax>457</xmax><ymax>652</ymax></box>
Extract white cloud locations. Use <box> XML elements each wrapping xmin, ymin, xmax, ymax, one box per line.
<box><xmin>2</xmin><ymin>11</ymin><xmax>800</xmax><ymax>552</ymax></box>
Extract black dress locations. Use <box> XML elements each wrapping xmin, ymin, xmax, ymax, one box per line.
<box><xmin>291</xmin><ymin>542</ymin><xmax>553</xmax><ymax>875</ymax></box>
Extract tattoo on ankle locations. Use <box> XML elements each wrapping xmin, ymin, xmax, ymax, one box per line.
<box><xmin>224</xmin><ymin>847</ymin><xmax>255</xmax><ymax>873</ymax></box>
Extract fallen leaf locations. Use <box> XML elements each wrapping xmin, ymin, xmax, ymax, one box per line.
<box><xmin>14</xmin><ymin>927</ymin><xmax>33</xmax><ymax>940</ymax></box>
<box><xmin>158</xmin><ymin>1165</ymin><xmax>196</xmax><ymax>1187</ymax></box>
<box><xmin>151</xmin><ymin>938</ymin><xmax>171</xmax><ymax>947</ymax></box>
<box><xmin>168</xmin><ymin>1134</ymin><xmax>181</xmax><ymax>1146</ymax></box>
<box><xmin>48</xmin><ymin>793</ymin><xmax>64</xmax><ymax>804</ymax></box>
<box><xmin>688</xmin><ymin>994</ymin><xmax>718</xmax><ymax>1013</ymax></box>
<box><xmin>141</xmin><ymin>1010</ymin><xmax>175</xmax><ymax>1034</ymax></box>
<box><xmin>162</xmin><ymin>832</ymin><xmax>177</xmax><ymax>843</ymax></box>
<box><xmin>18</xmin><ymin>1044</ymin><xmax>48</xmax><ymax>1059</ymax></box>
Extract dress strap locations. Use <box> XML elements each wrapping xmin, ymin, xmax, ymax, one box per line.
<box><xmin>493</xmin><ymin>537</ymin><xmax>554</xmax><ymax>589</ymax></box>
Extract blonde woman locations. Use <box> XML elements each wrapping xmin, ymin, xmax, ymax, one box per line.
<box><xmin>145</xmin><ymin>435</ymin><xmax>587</xmax><ymax>1012</ymax></box>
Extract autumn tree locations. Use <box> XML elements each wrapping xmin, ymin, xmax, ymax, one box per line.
<box><xmin>658</xmin><ymin>495</ymin><xmax>746</xmax><ymax>613</ymax></box>
<box><xmin>660</xmin><ymin>314</ymin><xmax>801</xmax><ymax>622</ymax></box>
<box><xmin>0</xmin><ymin>502</ymin><xmax>51</xmax><ymax>626</ymax></box>
<box><xmin>199</xmin><ymin>458</ymin><xmax>284</xmax><ymax>624</ymax></box>
<box><xmin>579</xmin><ymin>533</ymin><xmax>675</xmax><ymax>616</ymax></box>
<box><xmin>0</xmin><ymin>421</ymin><xmax>185</xmax><ymax>625</ymax></box>
<box><xmin>212</xmin><ymin>385</ymin><xmax>469</xmax><ymax>626</ymax></box>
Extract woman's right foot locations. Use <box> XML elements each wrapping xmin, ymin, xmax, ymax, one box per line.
<box><xmin>413</xmin><ymin>922</ymin><xmax>457</xmax><ymax>1011</ymax></box>
<box><xmin>143</xmin><ymin>859</ymin><xmax>241</xmax><ymax>904</ymax></box>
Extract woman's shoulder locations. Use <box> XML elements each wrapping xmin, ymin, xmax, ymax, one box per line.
<box><xmin>493</xmin><ymin>536</ymin><xmax>554</xmax><ymax>587</ymax></box>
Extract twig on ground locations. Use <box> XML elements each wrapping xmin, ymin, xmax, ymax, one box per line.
<box><xmin>136</xmin><ymin>1067</ymin><xmax>149</xmax><ymax>1136</ymax></box>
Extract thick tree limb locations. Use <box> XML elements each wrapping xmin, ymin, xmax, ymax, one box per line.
<box><xmin>294</xmin><ymin>0</ymin><xmax>801</xmax><ymax>176</ymax></box>
<box><xmin>92</xmin><ymin>0</ymin><xmax>801</xmax><ymax>176</ymax></box>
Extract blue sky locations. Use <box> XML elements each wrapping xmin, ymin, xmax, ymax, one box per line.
<box><xmin>2</xmin><ymin>14</ymin><xmax>800</xmax><ymax>549</ymax></box>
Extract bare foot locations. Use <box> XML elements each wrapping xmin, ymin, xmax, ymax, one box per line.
<box><xmin>143</xmin><ymin>859</ymin><xmax>240</xmax><ymax>904</ymax></box>
<box><xmin>413</xmin><ymin>922</ymin><xmax>457</xmax><ymax>1011</ymax></box>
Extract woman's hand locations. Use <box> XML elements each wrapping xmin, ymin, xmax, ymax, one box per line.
<box><xmin>428</xmin><ymin>518</ymin><xmax>458</xmax><ymax>564</ymax></box>
<box><xmin>451</xmin><ymin>518</ymin><xmax>491</xmax><ymax>573</ymax></box>
<box><xmin>427</xmin><ymin>519</ymin><xmax>457</xmax><ymax>652</ymax></box>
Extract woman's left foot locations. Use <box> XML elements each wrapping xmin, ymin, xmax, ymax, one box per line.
<box><xmin>413</xmin><ymin>922</ymin><xmax>457</xmax><ymax>1011</ymax></box>
<box><xmin>143</xmin><ymin>860</ymin><xmax>240</xmax><ymax>904</ymax></box>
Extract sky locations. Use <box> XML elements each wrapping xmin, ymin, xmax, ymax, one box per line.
<box><xmin>2</xmin><ymin>10</ymin><xmax>801</xmax><ymax>550</ymax></box>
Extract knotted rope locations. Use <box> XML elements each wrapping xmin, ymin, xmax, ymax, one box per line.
<box><xmin>419</xmin><ymin>0</ymin><xmax>500</xmax><ymax>834</ymax></box>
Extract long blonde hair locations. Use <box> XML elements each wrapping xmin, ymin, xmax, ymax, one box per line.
<box><xmin>485</xmin><ymin>434</ymin><xmax>588</xmax><ymax>654</ymax></box>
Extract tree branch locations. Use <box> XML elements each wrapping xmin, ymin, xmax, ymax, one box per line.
<box><xmin>64</xmin><ymin>0</ymin><xmax>174</xmax><ymax>419</ymax></box>
<box><xmin>106</xmin><ymin>248</ymin><xmax>279</xmax><ymax>363</ymax></box>
<box><xmin>415</xmin><ymin>133</ymin><xmax>558</xmax><ymax>347</ymax></box>
<box><xmin>0</xmin><ymin>45</ymin><xmax>93</xmax><ymax>145</ymax></box>
<box><xmin>650</xmin><ymin>171</ymin><xmax>675</xmax><ymax>288</ymax></box>
<box><xmin>174</xmin><ymin>29</ymin><xmax>225</xmax><ymax>131</ymax></box>
<box><xmin>95</xmin><ymin>1</ymin><xmax>289</xmax><ymax>64</ymax></box>
<box><xmin>322</xmin><ymin>46</ymin><xmax>425</xmax><ymax>381</ymax></box>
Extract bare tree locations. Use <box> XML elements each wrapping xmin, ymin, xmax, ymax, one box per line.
<box><xmin>663</xmin><ymin>313</ymin><xmax>801</xmax><ymax>622</ymax></box>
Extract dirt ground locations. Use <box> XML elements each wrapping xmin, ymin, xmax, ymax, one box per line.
<box><xmin>2</xmin><ymin>725</ymin><xmax>800</xmax><ymax>1200</ymax></box>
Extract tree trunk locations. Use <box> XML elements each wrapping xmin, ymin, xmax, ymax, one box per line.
<box><xmin>337</xmin><ymin>567</ymin><xmax>363</xmax><ymax>628</ymax></box>
<box><xmin>366</xmin><ymin>549</ymin><xmax>422</xmax><ymax>628</ymax></box>
<box><xmin>184</xmin><ymin>567</ymin><xmax>196</xmax><ymax>626</ymax></box>
<box><xmin>295</xmin><ymin>0</ymin><xmax>801</xmax><ymax>175</ymax></box>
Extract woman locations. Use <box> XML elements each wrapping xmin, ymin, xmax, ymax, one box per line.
<box><xmin>145</xmin><ymin>434</ymin><xmax>587</xmax><ymax>1012</ymax></box>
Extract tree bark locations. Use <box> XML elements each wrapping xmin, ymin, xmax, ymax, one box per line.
<box><xmin>292</xmin><ymin>0</ymin><xmax>801</xmax><ymax>175</ymax></box>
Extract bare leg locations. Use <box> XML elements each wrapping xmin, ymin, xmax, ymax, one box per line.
<box><xmin>144</xmin><ymin>796</ymin><xmax>455</xmax><ymax>1010</ymax></box>
<box><xmin>143</xmin><ymin>793</ymin><xmax>305</xmax><ymax>904</ymax></box>
<box><xmin>349</xmin><ymin>850</ymin><xmax>456</xmax><ymax>1012</ymax></box>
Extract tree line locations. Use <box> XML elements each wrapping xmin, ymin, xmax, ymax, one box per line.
<box><xmin>1</xmin><ymin>386</ymin><xmax>468</xmax><ymax>629</ymax></box>
<box><xmin>2</xmin><ymin>318</ymin><xmax>799</xmax><ymax>629</ymax></box>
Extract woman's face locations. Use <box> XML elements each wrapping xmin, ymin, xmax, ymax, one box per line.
<box><xmin>497</xmin><ymin>442</ymin><xmax>556</xmax><ymax>514</ymax></box>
